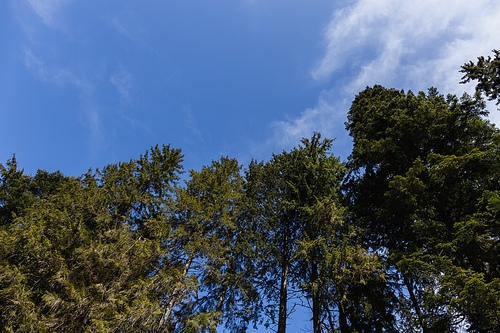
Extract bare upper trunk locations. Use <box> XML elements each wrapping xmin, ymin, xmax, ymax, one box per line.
<box><xmin>277</xmin><ymin>227</ymin><xmax>289</xmax><ymax>333</ymax></box>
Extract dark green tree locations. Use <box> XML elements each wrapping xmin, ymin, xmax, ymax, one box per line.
<box><xmin>461</xmin><ymin>49</ymin><xmax>500</xmax><ymax>106</ymax></box>
<box><xmin>346</xmin><ymin>85</ymin><xmax>500</xmax><ymax>332</ymax></box>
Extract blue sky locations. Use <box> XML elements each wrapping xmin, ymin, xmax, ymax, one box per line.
<box><xmin>1</xmin><ymin>0</ymin><xmax>500</xmax><ymax>331</ymax></box>
<box><xmin>2</xmin><ymin>0</ymin><xmax>500</xmax><ymax>177</ymax></box>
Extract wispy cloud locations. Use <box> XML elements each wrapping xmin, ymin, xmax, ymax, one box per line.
<box><xmin>24</xmin><ymin>48</ymin><xmax>90</xmax><ymax>91</ymax></box>
<box><xmin>271</xmin><ymin>100</ymin><xmax>328</xmax><ymax>147</ymax></box>
<box><xmin>108</xmin><ymin>13</ymin><xmax>146</xmax><ymax>43</ymax></box>
<box><xmin>23</xmin><ymin>48</ymin><xmax>50</xmax><ymax>80</ymax></box>
<box><xmin>83</xmin><ymin>104</ymin><xmax>104</xmax><ymax>148</ymax></box>
<box><xmin>313</xmin><ymin>0</ymin><xmax>500</xmax><ymax>95</ymax></box>
<box><xmin>24</xmin><ymin>48</ymin><xmax>104</xmax><ymax>143</ymax></box>
<box><xmin>184</xmin><ymin>107</ymin><xmax>204</xmax><ymax>143</ymax></box>
<box><xmin>272</xmin><ymin>0</ymin><xmax>500</xmax><ymax>149</ymax></box>
<box><xmin>110</xmin><ymin>63</ymin><xmax>134</xmax><ymax>104</ymax></box>
<box><xmin>26</xmin><ymin>0</ymin><xmax>71</xmax><ymax>27</ymax></box>
<box><xmin>268</xmin><ymin>97</ymin><xmax>352</xmax><ymax>157</ymax></box>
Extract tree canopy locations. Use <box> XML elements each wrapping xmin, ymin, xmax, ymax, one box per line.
<box><xmin>1</xmin><ymin>50</ymin><xmax>500</xmax><ymax>332</ymax></box>
<box><xmin>461</xmin><ymin>49</ymin><xmax>500</xmax><ymax>106</ymax></box>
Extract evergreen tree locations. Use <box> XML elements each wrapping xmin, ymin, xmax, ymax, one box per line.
<box><xmin>154</xmin><ymin>157</ymin><xmax>261</xmax><ymax>333</ymax></box>
<box><xmin>461</xmin><ymin>49</ymin><xmax>500</xmax><ymax>106</ymax></box>
<box><xmin>346</xmin><ymin>85</ymin><xmax>500</xmax><ymax>332</ymax></box>
<box><xmin>247</xmin><ymin>134</ymin><xmax>383</xmax><ymax>332</ymax></box>
<box><xmin>0</xmin><ymin>145</ymin><xmax>184</xmax><ymax>332</ymax></box>
<box><xmin>0</xmin><ymin>156</ymin><xmax>35</xmax><ymax>228</ymax></box>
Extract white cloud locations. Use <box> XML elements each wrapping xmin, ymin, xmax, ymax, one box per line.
<box><xmin>313</xmin><ymin>0</ymin><xmax>500</xmax><ymax>95</ymax></box>
<box><xmin>24</xmin><ymin>48</ymin><xmax>87</xmax><ymax>89</ymax></box>
<box><xmin>83</xmin><ymin>105</ymin><xmax>104</xmax><ymax>147</ymax></box>
<box><xmin>269</xmin><ymin>97</ymin><xmax>352</xmax><ymax>157</ymax></box>
<box><xmin>24</xmin><ymin>48</ymin><xmax>90</xmax><ymax>91</ymax></box>
<box><xmin>271</xmin><ymin>104</ymin><xmax>321</xmax><ymax>147</ymax></box>
<box><xmin>184</xmin><ymin>107</ymin><xmax>204</xmax><ymax>143</ymax></box>
<box><xmin>273</xmin><ymin>0</ymin><xmax>500</xmax><ymax>148</ymax></box>
<box><xmin>110</xmin><ymin>64</ymin><xmax>134</xmax><ymax>104</ymax></box>
<box><xmin>108</xmin><ymin>12</ymin><xmax>147</xmax><ymax>44</ymax></box>
<box><xmin>23</xmin><ymin>48</ymin><xmax>50</xmax><ymax>80</ymax></box>
<box><xmin>24</xmin><ymin>48</ymin><xmax>104</xmax><ymax>142</ymax></box>
<box><xmin>26</xmin><ymin>0</ymin><xmax>70</xmax><ymax>27</ymax></box>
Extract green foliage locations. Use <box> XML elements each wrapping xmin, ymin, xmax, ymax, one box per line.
<box><xmin>2</xmin><ymin>50</ymin><xmax>500</xmax><ymax>332</ymax></box>
<box><xmin>247</xmin><ymin>133</ymin><xmax>390</xmax><ymax>332</ymax></box>
<box><xmin>346</xmin><ymin>81</ymin><xmax>500</xmax><ymax>331</ymax></box>
<box><xmin>395</xmin><ymin>251</ymin><xmax>500</xmax><ymax>332</ymax></box>
<box><xmin>152</xmin><ymin>156</ymin><xmax>262</xmax><ymax>333</ymax></box>
<box><xmin>461</xmin><ymin>49</ymin><xmax>500</xmax><ymax>106</ymax></box>
<box><xmin>0</xmin><ymin>156</ymin><xmax>35</xmax><ymax>228</ymax></box>
<box><xmin>0</xmin><ymin>145</ymin><xmax>183</xmax><ymax>332</ymax></box>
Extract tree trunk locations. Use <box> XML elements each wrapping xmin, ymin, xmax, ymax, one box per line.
<box><xmin>404</xmin><ymin>275</ymin><xmax>428</xmax><ymax>333</ymax></box>
<box><xmin>311</xmin><ymin>258</ymin><xmax>321</xmax><ymax>333</ymax></box>
<box><xmin>210</xmin><ymin>233</ymin><xmax>239</xmax><ymax>333</ymax></box>
<box><xmin>338</xmin><ymin>300</ymin><xmax>349</xmax><ymax>333</ymax></box>
<box><xmin>277</xmin><ymin>228</ymin><xmax>289</xmax><ymax>333</ymax></box>
<box><xmin>209</xmin><ymin>277</ymin><xmax>229</xmax><ymax>333</ymax></box>
<box><xmin>327</xmin><ymin>306</ymin><xmax>336</xmax><ymax>333</ymax></box>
